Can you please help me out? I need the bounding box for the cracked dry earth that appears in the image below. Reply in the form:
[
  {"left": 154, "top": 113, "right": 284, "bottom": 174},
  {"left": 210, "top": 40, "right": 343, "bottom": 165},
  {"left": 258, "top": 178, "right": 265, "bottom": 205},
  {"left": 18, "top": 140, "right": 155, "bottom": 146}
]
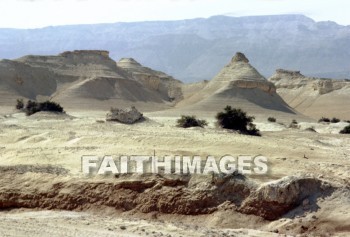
[{"left": 0, "top": 110, "right": 350, "bottom": 236}]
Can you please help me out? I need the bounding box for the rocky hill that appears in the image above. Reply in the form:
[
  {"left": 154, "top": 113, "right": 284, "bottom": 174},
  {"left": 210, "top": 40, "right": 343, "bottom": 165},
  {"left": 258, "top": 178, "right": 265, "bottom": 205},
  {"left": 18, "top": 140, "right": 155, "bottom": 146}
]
[
  {"left": 117, "top": 58, "right": 183, "bottom": 102},
  {"left": 0, "top": 50, "right": 179, "bottom": 110},
  {"left": 269, "top": 69, "right": 350, "bottom": 119},
  {"left": 1, "top": 15, "right": 349, "bottom": 82},
  {"left": 172, "top": 53, "right": 297, "bottom": 118}
]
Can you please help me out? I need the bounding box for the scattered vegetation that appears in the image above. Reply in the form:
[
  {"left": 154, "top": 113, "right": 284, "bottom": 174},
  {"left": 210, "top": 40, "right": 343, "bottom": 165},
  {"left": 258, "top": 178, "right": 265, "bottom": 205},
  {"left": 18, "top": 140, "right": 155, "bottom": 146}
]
[
  {"left": 331, "top": 117, "right": 340, "bottom": 123},
  {"left": 216, "top": 106, "right": 260, "bottom": 136},
  {"left": 176, "top": 115, "right": 208, "bottom": 128},
  {"left": 340, "top": 125, "right": 350, "bottom": 134},
  {"left": 318, "top": 117, "right": 330, "bottom": 123},
  {"left": 267, "top": 117, "right": 276, "bottom": 123},
  {"left": 15, "top": 98, "right": 24, "bottom": 110},
  {"left": 24, "top": 100, "right": 64, "bottom": 116},
  {"left": 319, "top": 117, "right": 340, "bottom": 123}
]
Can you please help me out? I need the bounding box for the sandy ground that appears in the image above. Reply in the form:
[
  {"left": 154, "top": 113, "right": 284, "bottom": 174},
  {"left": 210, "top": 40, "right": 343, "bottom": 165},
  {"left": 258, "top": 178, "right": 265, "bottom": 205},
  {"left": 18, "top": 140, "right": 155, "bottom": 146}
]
[
  {"left": 0, "top": 209, "right": 283, "bottom": 237},
  {"left": 0, "top": 107, "right": 349, "bottom": 236}
]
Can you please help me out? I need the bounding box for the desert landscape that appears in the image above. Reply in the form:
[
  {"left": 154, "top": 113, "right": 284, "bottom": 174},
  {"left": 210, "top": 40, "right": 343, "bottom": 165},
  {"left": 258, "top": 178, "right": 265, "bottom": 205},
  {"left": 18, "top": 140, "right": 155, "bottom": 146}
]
[{"left": 0, "top": 47, "right": 349, "bottom": 237}]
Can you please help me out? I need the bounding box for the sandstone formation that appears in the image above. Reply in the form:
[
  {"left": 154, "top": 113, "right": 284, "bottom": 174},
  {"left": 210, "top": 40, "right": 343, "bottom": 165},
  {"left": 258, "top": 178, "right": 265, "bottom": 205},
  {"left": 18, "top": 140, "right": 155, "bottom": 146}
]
[
  {"left": 269, "top": 69, "right": 350, "bottom": 119},
  {"left": 239, "top": 176, "right": 334, "bottom": 220},
  {"left": 175, "top": 52, "right": 296, "bottom": 118},
  {"left": 106, "top": 106, "right": 143, "bottom": 124},
  {"left": 0, "top": 59, "right": 56, "bottom": 105},
  {"left": 2, "top": 15, "right": 350, "bottom": 83},
  {"left": 206, "top": 52, "right": 276, "bottom": 94},
  {"left": 0, "top": 167, "right": 336, "bottom": 221},
  {"left": 0, "top": 51, "right": 177, "bottom": 111},
  {"left": 117, "top": 58, "right": 183, "bottom": 102}
]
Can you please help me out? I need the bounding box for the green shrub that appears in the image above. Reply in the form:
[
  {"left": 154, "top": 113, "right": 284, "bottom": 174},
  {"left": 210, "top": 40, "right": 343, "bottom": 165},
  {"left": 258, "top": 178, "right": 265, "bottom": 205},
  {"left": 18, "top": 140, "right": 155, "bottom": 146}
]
[
  {"left": 340, "top": 125, "right": 350, "bottom": 134},
  {"left": 177, "top": 115, "right": 207, "bottom": 128},
  {"left": 25, "top": 100, "right": 64, "bottom": 116},
  {"left": 25, "top": 100, "right": 40, "bottom": 115},
  {"left": 15, "top": 98, "right": 24, "bottom": 110},
  {"left": 318, "top": 117, "right": 330, "bottom": 123},
  {"left": 331, "top": 117, "right": 340, "bottom": 123},
  {"left": 216, "top": 106, "right": 260, "bottom": 136},
  {"left": 267, "top": 117, "right": 276, "bottom": 122}
]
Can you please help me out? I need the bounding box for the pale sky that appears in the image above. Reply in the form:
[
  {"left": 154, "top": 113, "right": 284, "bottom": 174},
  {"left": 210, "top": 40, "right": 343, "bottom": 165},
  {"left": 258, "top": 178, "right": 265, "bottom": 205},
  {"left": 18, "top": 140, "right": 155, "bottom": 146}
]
[{"left": 0, "top": 0, "right": 349, "bottom": 29}]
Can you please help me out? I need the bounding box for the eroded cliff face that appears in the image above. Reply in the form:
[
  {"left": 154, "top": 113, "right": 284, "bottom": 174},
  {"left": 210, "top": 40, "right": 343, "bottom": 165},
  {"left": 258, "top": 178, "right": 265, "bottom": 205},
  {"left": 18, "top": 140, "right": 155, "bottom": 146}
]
[
  {"left": 209, "top": 52, "right": 277, "bottom": 95},
  {"left": 0, "top": 59, "right": 57, "bottom": 104},
  {"left": 117, "top": 58, "right": 183, "bottom": 102},
  {"left": 268, "top": 69, "right": 350, "bottom": 118},
  {"left": 174, "top": 52, "right": 295, "bottom": 116},
  {"left": 0, "top": 166, "right": 336, "bottom": 222},
  {"left": 270, "top": 69, "right": 350, "bottom": 95},
  {"left": 59, "top": 50, "right": 110, "bottom": 58},
  {"left": 17, "top": 50, "right": 126, "bottom": 80},
  {"left": 0, "top": 51, "right": 180, "bottom": 108}
]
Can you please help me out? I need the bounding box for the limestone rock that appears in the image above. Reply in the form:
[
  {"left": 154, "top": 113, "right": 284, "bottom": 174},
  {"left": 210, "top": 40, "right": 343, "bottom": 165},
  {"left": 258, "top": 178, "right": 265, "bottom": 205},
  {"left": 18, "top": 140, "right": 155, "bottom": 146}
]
[
  {"left": 239, "top": 176, "right": 333, "bottom": 220},
  {"left": 176, "top": 52, "right": 295, "bottom": 116},
  {"left": 208, "top": 52, "right": 277, "bottom": 94},
  {"left": 106, "top": 106, "right": 143, "bottom": 124},
  {"left": 231, "top": 52, "right": 249, "bottom": 63},
  {"left": 268, "top": 69, "right": 350, "bottom": 118},
  {"left": 117, "top": 58, "right": 183, "bottom": 102},
  {"left": 59, "top": 50, "right": 110, "bottom": 58},
  {"left": 0, "top": 50, "right": 175, "bottom": 109}
]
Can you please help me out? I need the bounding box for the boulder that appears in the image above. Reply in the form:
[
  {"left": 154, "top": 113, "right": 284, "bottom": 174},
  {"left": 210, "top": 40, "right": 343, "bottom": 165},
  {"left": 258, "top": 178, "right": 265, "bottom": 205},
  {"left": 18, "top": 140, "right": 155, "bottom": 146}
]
[
  {"left": 106, "top": 106, "right": 143, "bottom": 124},
  {"left": 238, "top": 176, "right": 334, "bottom": 220}
]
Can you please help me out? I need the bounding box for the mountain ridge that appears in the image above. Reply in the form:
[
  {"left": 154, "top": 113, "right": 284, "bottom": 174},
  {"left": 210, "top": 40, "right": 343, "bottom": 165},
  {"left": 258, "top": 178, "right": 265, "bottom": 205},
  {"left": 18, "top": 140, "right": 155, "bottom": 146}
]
[{"left": 0, "top": 14, "right": 349, "bottom": 82}]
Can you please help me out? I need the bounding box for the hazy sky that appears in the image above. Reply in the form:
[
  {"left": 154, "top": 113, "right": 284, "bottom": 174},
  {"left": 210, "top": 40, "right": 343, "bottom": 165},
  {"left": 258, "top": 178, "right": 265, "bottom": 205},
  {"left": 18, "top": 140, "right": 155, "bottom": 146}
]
[{"left": 0, "top": 0, "right": 349, "bottom": 29}]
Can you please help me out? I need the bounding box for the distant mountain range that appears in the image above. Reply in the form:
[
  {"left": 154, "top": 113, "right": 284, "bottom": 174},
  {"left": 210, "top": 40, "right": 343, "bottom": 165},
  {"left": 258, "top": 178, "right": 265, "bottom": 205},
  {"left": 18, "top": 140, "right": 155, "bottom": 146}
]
[{"left": 0, "top": 14, "right": 349, "bottom": 82}]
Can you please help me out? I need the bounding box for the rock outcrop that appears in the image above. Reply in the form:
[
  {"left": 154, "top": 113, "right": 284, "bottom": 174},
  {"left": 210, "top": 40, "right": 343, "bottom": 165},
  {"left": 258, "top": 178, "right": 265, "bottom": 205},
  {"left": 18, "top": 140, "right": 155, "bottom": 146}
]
[
  {"left": 269, "top": 69, "right": 350, "bottom": 118},
  {"left": 208, "top": 52, "right": 276, "bottom": 94},
  {"left": 59, "top": 50, "right": 110, "bottom": 59},
  {"left": 176, "top": 52, "right": 295, "bottom": 117},
  {"left": 239, "top": 176, "right": 334, "bottom": 220},
  {"left": 106, "top": 106, "right": 143, "bottom": 124},
  {"left": 231, "top": 52, "right": 250, "bottom": 63},
  {"left": 0, "top": 51, "right": 177, "bottom": 110},
  {"left": 0, "top": 168, "right": 336, "bottom": 221},
  {"left": 269, "top": 69, "right": 350, "bottom": 94},
  {"left": 117, "top": 58, "right": 183, "bottom": 102}
]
